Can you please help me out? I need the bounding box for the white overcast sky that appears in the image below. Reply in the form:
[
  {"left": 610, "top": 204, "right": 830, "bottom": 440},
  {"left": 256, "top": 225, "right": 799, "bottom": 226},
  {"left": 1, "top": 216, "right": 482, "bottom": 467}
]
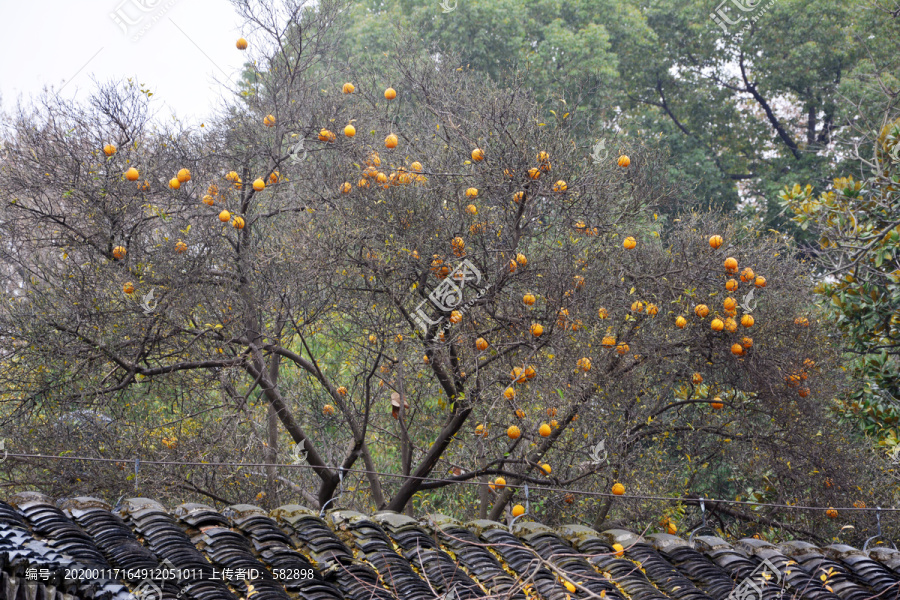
[{"left": 1, "top": 0, "right": 249, "bottom": 124}]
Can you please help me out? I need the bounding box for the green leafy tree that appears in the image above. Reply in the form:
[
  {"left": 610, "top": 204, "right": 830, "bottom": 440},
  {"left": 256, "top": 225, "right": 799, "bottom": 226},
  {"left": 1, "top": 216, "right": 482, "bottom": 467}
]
[{"left": 781, "top": 116, "right": 900, "bottom": 447}]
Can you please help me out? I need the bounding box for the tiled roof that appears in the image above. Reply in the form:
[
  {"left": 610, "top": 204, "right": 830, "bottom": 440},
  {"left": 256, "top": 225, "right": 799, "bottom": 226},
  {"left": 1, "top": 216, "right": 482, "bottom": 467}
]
[{"left": 1, "top": 491, "right": 899, "bottom": 600}]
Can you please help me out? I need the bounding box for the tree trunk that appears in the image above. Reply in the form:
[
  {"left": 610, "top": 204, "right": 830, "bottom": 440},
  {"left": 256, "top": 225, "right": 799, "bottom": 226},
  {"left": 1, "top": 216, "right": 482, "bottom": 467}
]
[{"left": 265, "top": 403, "right": 279, "bottom": 508}]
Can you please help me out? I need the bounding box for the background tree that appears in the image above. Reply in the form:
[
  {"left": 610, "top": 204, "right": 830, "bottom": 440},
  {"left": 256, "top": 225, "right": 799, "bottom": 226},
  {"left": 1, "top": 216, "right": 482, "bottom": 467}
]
[{"left": 336, "top": 0, "right": 900, "bottom": 224}]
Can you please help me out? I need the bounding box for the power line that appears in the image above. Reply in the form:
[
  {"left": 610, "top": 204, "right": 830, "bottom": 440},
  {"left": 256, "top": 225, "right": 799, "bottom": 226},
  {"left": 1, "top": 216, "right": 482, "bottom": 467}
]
[{"left": 4, "top": 452, "right": 898, "bottom": 514}]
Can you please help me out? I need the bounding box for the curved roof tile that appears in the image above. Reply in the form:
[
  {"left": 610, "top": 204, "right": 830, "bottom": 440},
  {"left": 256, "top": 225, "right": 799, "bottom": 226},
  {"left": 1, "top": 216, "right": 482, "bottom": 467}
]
[{"left": 0, "top": 494, "right": 898, "bottom": 600}]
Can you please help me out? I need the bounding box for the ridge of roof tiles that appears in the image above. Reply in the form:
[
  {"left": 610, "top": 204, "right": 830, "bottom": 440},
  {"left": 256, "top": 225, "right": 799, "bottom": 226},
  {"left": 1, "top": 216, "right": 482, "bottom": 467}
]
[{"left": 0, "top": 492, "right": 898, "bottom": 600}]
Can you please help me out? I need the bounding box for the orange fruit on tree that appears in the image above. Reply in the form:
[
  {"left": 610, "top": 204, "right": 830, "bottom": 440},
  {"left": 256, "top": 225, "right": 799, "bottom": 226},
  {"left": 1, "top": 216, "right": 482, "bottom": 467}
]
[
  {"left": 539, "top": 423, "right": 551, "bottom": 437},
  {"left": 616, "top": 343, "right": 629, "bottom": 354},
  {"left": 731, "top": 343, "right": 744, "bottom": 356},
  {"left": 103, "top": 144, "right": 116, "bottom": 156},
  {"left": 253, "top": 178, "right": 265, "bottom": 191},
  {"left": 676, "top": 316, "right": 687, "bottom": 328},
  {"left": 471, "top": 148, "right": 484, "bottom": 162},
  {"left": 112, "top": 246, "right": 127, "bottom": 260},
  {"left": 465, "top": 187, "right": 478, "bottom": 198},
  {"left": 232, "top": 216, "right": 245, "bottom": 229},
  {"left": 508, "top": 259, "right": 518, "bottom": 273},
  {"left": 531, "top": 323, "right": 544, "bottom": 337},
  {"left": 740, "top": 267, "right": 755, "bottom": 282},
  {"left": 523, "top": 293, "right": 536, "bottom": 306},
  {"left": 726, "top": 279, "right": 739, "bottom": 291},
  {"left": 724, "top": 297, "right": 737, "bottom": 311},
  {"left": 513, "top": 191, "right": 525, "bottom": 203},
  {"left": 612, "top": 483, "right": 625, "bottom": 496},
  {"left": 323, "top": 404, "right": 335, "bottom": 416},
  {"left": 539, "top": 161, "right": 552, "bottom": 173},
  {"left": 225, "top": 171, "right": 239, "bottom": 182},
  {"left": 202, "top": 195, "right": 214, "bottom": 206},
  {"left": 169, "top": 178, "right": 181, "bottom": 190},
  {"left": 507, "top": 426, "right": 521, "bottom": 440},
  {"left": 516, "top": 253, "right": 528, "bottom": 266},
  {"left": 512, "top": 504, "right": 525, "bottom": 517},
  {"left": 527, "top": 168, "right": 541, "bottom": 179},
  {"left": 384, "top": 87, "right": 397, "bottom": 100},
  {"left": 450, "top": 310, "right": 462, "bottom": 324},
  {"left": 344, "top": 124, "right": 356, "bottom": 137},
  {"left": 376, "top": 172, "right": 388, "bottom": 184},
  {"left": 236, "top": 37, "right": 248, "bottom": 50},
  {"left": 826, "top": 508, "right": 838, "bottom": 518},
  {"left": 515, "top": 409, "right": 526, "bottom": 418},
  {"left": 617, "top": 155, "right": 630, "bottom": 167},
  {"left": 550, "top": 419, "right": 559, "bottom": 428},
  {"left": 337, "top": 386, "right": 348, "bottom": 396},
  {"left": 125, "top": 167, "right": 139, "bottom": 181},
  {"left": 263, "top": 114, "right": 276, "bottom": 127},
  {"left": 491, "top": 477, "right": 506, "bottom": 491},
  {"left": 578, "top": 357, "right": 592, "bottom": 372},
  {"left": 553, "top": 180, "right": 567, "bottom": 192},
  {"left": 724, "top": 318, "right": 738, "bottom": 333},
  {"left": 711, "top": 318, "right": 724, "bottom": 331},
  {"left": 695, "top": 304, "right": 710, "bottom": 318},
  {"left": 631, "top": 301, "right": 644, "bottom": 313},
  {"left": 524, "top": 366, "right": 536, "bottom": 379},
  {"left": 342, "top": 82, "right": 355, "bottom": 94},
  {"left": 598, "top": 308, "right": 609, "bottom": 319},
  {"left": 176, "top": 168, "right": 191, "bottom": 183},
  {"left": 741, "top": 337, "right": 753, "bottom": 348},
  {"left": 709, "top": 235, "right": 723, "bottom": 249},
  {"left": 475, "top": 423, "right": 487, "bottom": 437},
  {"left": 623, "top": 236, "right": 636, "bottom": 249},
  {"left": 219, "top": 210, "right": 231, "bottom": 222},
  {"left": 540, "top": 463, "right": 551, "bottom": 474},
  {"left": 385, "top": 133, "right": 398, "bottom": 148},
  {"left": 318, "top": 129, "right": 336, "bottom": 142},
  {"left": 711, "top": 398, "right": 724, "bottom": 410},
  {"left": 724, "top": 257, "right": 738, "bottom": 272},
  {"left": 602, "top": 335, "right": 616, "bottom": 347},
  {"left": 646, "top": 303, "right": 659, "bottom": 316},
  {"left": 692, "top": 372, "right": 704, "bottom": 384},
  {"left": 511, "top": 366, "right": 525, "bottom": 382},
  {"left": 503, "top": 387, "right": 516, "bottom": 400},
  {"left": 175, "top": 241, "right": 187, "bottom": 253},
  {"left": 123, "top": 282, "right": 135, "bottom": 294},
  {"left": 741, "top": 315, "right": 755, "bottom": 328},
  {"left": 537, "top": 151, "right": 550, "bottom": 163},
  {"left": 755, "top": 276, "right": 766, "bottom": 288},
  {"left": 612, "top": 543, "right": 625, "bottom": 557},
  {"left": 475, "top": 338, "right": 488, "bottom": 351},
  {"left": 465, "top": 204, "right": 477, "bottom": 215},
  {"left": 340, "top": 182, "right": 352, "bottom": 194}
]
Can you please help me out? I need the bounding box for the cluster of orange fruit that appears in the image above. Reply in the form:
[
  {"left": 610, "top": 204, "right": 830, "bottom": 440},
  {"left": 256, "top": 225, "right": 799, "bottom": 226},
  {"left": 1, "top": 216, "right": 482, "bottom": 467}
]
[
  {"left": 673, "top": 236, "right": 767, "bottom": 357},
  {"left": 784, "top": 358, "right": 816, "bottom": 398},
  {"left": 346, "top": 151, "right": 427, "bottom": 192}
]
